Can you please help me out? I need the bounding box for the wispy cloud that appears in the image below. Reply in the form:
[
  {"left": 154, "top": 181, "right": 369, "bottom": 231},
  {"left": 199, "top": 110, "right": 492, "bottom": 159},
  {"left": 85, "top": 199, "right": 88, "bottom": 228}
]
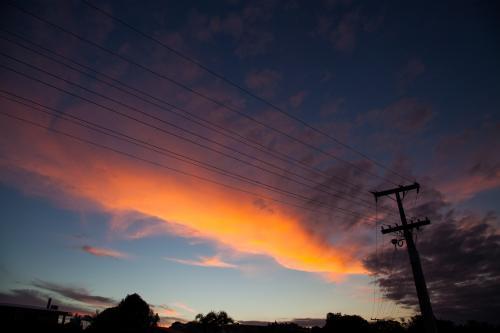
[
  {"left": 0, "top": 288, "right": 94, "bottom": 315},
  {"left": 33, "top": 280, "right": 116, "bottom": 308},
  {"left": 0, "top": 48, "right": 367, "bottom": 280},
  {"left": 154, "top": 304, "right": 179, "bottom": 317},
  {"left": 81, "top": 245, "right": 129, "bottom": 259},
  {"left": 165, "top": 255, "right": 237, "bottom": 269},
  {"left": 173, "top": 301, "right": 196, "bottom": 314}
]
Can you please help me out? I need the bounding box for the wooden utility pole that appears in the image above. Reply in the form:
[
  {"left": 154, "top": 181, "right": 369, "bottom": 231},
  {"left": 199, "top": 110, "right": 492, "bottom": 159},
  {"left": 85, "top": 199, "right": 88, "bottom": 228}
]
[{"left": 372, "top": 182, "right": 437, "bottom": 333}]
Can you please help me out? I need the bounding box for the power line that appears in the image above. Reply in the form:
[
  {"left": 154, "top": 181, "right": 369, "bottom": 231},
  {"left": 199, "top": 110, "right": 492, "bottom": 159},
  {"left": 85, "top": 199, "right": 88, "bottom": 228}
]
[
  {"left": 81, "top": 0, "right": 414, "bottom": 184},
  {"left": 0, "top": 57, "right": 398, "bottom": 219},
  {"left": 0, "top": 65, "right": 392, "bottom": 222},
  {"left": 0, "top": 30, "right": 370, "bottom": 196},
  {"left": 0, "top": 31, "right": 401, "bottom": 216},
  {"left": 0, "top": 107, "right": 374, "bottom": 221},
  {"left": 0, "top": 91, "right": 377, "bottom": 219},
  {"left": 377, "top": 247, "right": 397, "bottom": 319},
  {"left": 370, "top": 201, "right": 380, "bottom": 321},
  {"left": 7, "top": 1, "right": 401, "bottom": 186}
]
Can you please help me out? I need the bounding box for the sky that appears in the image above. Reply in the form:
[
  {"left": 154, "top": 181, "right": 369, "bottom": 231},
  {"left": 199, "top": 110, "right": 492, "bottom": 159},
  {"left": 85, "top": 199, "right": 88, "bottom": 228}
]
[{"left": 0, "top": 0, "right": 499, "bottom": 327}]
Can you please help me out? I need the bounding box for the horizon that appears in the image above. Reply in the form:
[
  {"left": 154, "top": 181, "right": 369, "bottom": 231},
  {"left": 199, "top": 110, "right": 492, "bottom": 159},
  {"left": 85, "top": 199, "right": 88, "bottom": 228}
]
[{"left": 1, "top": 0, "right": 499, "bottom": 328}]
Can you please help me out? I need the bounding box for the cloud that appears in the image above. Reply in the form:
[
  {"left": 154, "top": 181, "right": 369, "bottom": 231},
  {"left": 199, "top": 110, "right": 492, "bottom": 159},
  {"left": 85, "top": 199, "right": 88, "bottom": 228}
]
[
  {"left": 208, "top": 13, "right": 243, "bottom": 39},
  {"left": 165, "top": 255, "right": 237, "bottom": 269},
  {"left": 192, "top": 3, "right": 275, "bottom": 58},
  {"left": 154, "top": 304, "right": 179, "bottom": 317},
  {"left": 0, "top": 288, "right": 50, "bottom": 307},
  {"left": 32, "top": 280, "right": 116, "bottom": 308},
  {"left": 244, "top": 69, "right": 282, "bottom": 96},
  {"left": 0, "top": 103, "right": 366, "bottom": 279},
  {"left": 173, "top": 302, "right": 196, "bottom": 314},
  {"left": 364, "top": 188, "right": 500, "bottom": 324},
  {"left": 0, "top": 288, "right": 96, "bottom": 315},
  {"left": 152, "top": 303, "right": 194, "bottom": 326},
  {"left": 0, "top": 24, "right": 375, "bottom": 282},
  {"left": 320, "top": 97, "right": 345, "bottom": 118},
  {"left": 314, "top": 4, "right": 384, "bottom": 52},
  {"left": 233, "top": 2, "right": 276, "bottom": 57},
  {"left": 358, "top": 98, "right": 434, "bottom": 133},
  {"left": 289, "top": 91, "right": 308, "bottom": 109},
  {"left": 437, "top": 169, "right": 500, "bottom": 203},
  {"left": 330, "top": 11, "right": 359, "bottom": 51},
  {"left": 396, "top": 58, "right": 426, "bottom": 90},
  {"left": 431, "top": 123, "right": 500, "bottom": 202},
  {"left": 81, "top": 245, "right": 130, "bottom": 259}
]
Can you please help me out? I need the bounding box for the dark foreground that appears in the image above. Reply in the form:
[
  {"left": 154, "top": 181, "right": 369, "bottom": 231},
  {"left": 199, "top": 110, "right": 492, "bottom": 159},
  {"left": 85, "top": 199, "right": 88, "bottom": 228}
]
[{"left": 1, "top": 293, "right": 498, "bottom": 333}]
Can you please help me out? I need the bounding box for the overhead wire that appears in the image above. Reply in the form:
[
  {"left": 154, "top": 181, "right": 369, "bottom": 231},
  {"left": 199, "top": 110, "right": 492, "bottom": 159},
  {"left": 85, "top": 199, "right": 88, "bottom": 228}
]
[
  {"left": 370, "top": 200, "right": 380, "bottom": 320},
  {"left": 0, "top": 94, "right": 368, "bottom": 219},
  {"left": 0, "top": 88, "right": 380, "bottom": 222},
  {"left": 81, "top": 0, "right": 415, "bottom": 185},
  {"left": 7, "top": 1, "right": 402, "bottom": 187},
  {"left": 0, "top": 110, "right": 348, "bottom": 217},
  {"left": 0, "top": 53, "right": 399, "bottom": 220},
  {"left": 0, "top": 30, "right": 378, "bottom": 199},
  {"left": 375, "top": 242, "right": 397, "bottom": 319}
]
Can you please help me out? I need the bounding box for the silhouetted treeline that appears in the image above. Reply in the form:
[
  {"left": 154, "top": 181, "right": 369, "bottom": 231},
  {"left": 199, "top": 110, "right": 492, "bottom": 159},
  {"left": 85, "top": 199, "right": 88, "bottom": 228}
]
[
  {"left": 5, "top": 293, "right": 499, "bottom": 332},
  {"left": 311, "top": 313, "right": 500, "bottom": 333},
  {"left": 173, "top": 312, "right": 499, "bottom": 333}
]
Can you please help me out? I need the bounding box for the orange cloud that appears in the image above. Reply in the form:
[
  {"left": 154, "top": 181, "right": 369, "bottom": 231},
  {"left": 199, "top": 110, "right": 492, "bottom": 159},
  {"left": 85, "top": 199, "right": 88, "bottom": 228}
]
[
  {"left": 0, "top": 105, "right": 367, "bottom": 279},
  {"left": 165, "top": 256, "right": 237, "bottom": 268},
  {"left": 154, "top": 305, "right": 179, "bottom": 317},
  {"left": 81, "top": 245, "right": 129, "bottom": 259}
]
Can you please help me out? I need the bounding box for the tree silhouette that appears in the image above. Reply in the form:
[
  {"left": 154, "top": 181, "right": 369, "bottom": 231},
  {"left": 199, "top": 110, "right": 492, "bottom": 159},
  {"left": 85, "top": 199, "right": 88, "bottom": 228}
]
[
  {"left": 87, "top": 293, "right": 159, "bottom": 333},
  {"left": 195, "top": 311, "right": 234, "bottom": 333},
  {"left": 324, "top": 312, "right": 370, "bottom": 333}
]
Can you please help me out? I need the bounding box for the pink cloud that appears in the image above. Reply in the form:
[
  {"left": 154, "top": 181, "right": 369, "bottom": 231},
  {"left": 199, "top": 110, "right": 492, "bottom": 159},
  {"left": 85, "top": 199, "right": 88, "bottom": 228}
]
[
  {"left": 320, "top": 97, "right": 345, "bottom": 118},
  {"left": 315, "top": 8, "right": 383, "bottom": 52},
  {"left": 244, "top": 69, "right": 281, "bottom": 96},
  {"left": 431, "top": 123, "right": 500, "bottom": 202},
  {"left": 289, "top": 90, "right": 308, "bottom": 108},
  {"left": 165, "top": 255, "right": 237, "bottom": 268},
  {"left": 81, "top": 245, "right": 129, "bottom": 259},
  {"left": 438, "top": 172, "right": 500, "bottom": 203},
  {"left": 358, "top": 98, "right": 433, "bottom": 133},
  {"left": 209, "top": 13, "right": 243, "bottom": 39},
  {"left": 397, "top": 58, "right": 426, "bottom": 90},
  {"left": 330, "top": 11, "right": 359, "bottom": 51},
  {"left": 173, "top": 301, "right": 196, "bottom": 314},
  {"left": 154, "top": 304, "right": 179, "bottom": 317}
]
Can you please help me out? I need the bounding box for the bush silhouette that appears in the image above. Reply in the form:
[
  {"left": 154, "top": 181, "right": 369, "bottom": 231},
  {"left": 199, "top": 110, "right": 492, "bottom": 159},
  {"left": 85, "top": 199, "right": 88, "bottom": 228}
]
[
  {"left": 87, "top": 293, "right": 159, "bottom": 333},
  {"left": 194, "top": 311, "right": 234, "bottom": 333},
  {"left": 324, "top": 312, "right": 370, "bottom": 333}
]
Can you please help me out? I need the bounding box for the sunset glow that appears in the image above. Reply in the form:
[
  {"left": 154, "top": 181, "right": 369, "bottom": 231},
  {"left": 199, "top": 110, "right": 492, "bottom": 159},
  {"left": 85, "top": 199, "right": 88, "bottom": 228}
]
[{"left": 1, "top": 0, "right": 499, "bottom": 327}]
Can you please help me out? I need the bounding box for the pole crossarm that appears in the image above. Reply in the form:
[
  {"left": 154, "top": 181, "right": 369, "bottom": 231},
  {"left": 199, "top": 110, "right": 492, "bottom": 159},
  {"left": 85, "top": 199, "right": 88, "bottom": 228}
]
[
  {"left": 381, "top": 218, "right": 430, "bottom": 234},
  {"left": 370, "top": 183, "right": 437, "bottom": 333},
  {"left": 371, "top": 182, "right": 419, "bottom": 200}
]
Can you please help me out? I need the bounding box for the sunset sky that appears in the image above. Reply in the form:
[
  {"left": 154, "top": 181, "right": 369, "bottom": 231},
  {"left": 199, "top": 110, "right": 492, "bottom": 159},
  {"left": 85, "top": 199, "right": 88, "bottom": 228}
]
[{"left": 1, "top": 0, "right": 499, "bottom": 326}]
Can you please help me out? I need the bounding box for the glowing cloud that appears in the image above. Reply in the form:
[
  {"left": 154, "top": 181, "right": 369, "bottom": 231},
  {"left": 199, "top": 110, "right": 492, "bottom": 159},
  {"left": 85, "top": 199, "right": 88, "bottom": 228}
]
[
  {"left": 165, "top": 256, "right": 237, "bottom": 268},
  {"left": 173, "top": 302, "right": 196, "bottom": 314},
  {"left": 154, "top": 305, "right": 179, "bottom": 317},
  {"left": 82, "top": 245, "right": 129, "bottom": 259},
  {"left": 0, "top": 106, "right": 367, "bottom": 279}
]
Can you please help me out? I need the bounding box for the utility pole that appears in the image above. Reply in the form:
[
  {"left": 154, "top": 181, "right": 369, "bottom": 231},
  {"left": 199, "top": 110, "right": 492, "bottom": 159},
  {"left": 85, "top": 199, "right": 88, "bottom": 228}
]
[{"left": 372, "top": 182, "right": 437, "bottom": 333}]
